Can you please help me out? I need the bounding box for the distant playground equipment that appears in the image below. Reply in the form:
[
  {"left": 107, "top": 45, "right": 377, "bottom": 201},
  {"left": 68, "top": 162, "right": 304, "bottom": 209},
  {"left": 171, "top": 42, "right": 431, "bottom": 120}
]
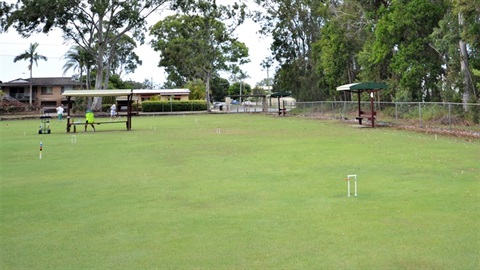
[
  {"left": 344, "top": 174, "right": 358, "bottom": 197},
  {"left": 38, "top": 115, "right": 51, "bottom": 134},
  {"left": 336, "top": 82, "right": 387, "bottom": 127}
]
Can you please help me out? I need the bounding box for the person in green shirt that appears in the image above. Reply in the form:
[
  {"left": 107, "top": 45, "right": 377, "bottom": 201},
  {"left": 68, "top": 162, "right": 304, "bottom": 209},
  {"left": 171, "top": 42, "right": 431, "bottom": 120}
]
[{"left": 84, "top": 109, "right": 96, "bottom": 132}]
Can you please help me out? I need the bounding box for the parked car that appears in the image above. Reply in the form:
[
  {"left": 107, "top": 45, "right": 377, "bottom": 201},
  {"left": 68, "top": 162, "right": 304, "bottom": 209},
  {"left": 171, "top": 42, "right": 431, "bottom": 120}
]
[
  {"left": 213, "top": 102, "right": 226, "bottom": 110},
  {"left": 242, "top": 100, "right": 253, "bottom": 106}
]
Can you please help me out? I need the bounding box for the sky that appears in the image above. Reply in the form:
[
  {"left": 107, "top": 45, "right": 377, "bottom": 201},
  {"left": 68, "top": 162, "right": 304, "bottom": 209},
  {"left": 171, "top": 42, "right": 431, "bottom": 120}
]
[{"left": 0, "top": 0, "right": 274, "bottom": 88}]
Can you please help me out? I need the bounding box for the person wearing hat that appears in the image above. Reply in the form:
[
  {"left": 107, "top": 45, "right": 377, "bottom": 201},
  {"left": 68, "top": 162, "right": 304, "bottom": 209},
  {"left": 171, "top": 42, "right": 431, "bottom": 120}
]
[{"left": 84, "top": 109, "right": 96, "bottom": 132}]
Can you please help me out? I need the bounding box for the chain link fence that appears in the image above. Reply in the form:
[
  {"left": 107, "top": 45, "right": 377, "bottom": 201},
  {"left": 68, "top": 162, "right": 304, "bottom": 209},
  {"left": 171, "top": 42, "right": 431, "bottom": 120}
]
[{"left": 293, "top": 101, "right": 480, "bottom": 136}]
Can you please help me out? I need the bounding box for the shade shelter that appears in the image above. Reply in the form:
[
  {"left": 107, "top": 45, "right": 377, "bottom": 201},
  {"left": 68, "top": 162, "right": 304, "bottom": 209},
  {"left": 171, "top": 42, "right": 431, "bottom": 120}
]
[
  {"left": 336, "top": 82, "right": 387, "bottom": 127},
  {"left": 270, "top": 92, "right": 292, "bottom": 116},
  {"left": 62, "top": 89, "right": 134, "bottom": 133}
]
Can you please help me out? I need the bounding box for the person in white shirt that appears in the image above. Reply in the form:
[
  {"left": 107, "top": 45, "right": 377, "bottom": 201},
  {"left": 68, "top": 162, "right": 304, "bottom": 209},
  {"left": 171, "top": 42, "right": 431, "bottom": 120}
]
[
  {"left": 110, "top": 104, "right": 117, "bottom": 121},
  {"left": 56, "top": 105, "right": 64, "bottom": 121}
]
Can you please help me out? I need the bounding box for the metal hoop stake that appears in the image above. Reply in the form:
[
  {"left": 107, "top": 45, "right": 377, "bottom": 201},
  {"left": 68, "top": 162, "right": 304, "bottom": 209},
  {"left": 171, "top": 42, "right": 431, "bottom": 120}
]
[{"left": 347, "top": 175, "right": 357, "bottom": 197}]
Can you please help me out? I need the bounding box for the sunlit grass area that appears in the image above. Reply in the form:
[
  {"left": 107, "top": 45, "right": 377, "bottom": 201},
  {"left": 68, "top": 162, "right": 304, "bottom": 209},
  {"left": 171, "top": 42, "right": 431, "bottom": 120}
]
[{"left": 1, "top": 114, "right": 479, "bottom": 269}]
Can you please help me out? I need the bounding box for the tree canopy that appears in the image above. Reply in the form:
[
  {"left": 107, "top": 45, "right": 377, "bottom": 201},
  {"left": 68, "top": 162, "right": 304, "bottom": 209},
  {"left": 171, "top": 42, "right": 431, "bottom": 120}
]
[
  {"left": 150, "top": 12, "right": 249, "bottom": 110},
  {"left": 2, "top": 0, "right": 168, "bottom": 110},
  {"left": 2, "top": 0, "right": 478, "bottom": 106},
  {"left": 254, "top": 0, "right": 479, "bottom": 104},
  {"left": 13, "top": 42, "right": 48, "bottom": 104}
]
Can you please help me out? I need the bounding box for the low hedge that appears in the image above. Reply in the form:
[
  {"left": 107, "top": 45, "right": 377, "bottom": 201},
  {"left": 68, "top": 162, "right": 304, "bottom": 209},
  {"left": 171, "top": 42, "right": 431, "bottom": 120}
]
[{"left": 142, "top": 100, "right": 207, "bottom": 112}]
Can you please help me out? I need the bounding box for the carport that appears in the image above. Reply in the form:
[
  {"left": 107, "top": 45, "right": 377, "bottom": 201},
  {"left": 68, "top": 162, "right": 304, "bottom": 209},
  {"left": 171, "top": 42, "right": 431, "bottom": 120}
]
[{"left": 336, "top": 82, "right": 387, "bottom": 127}]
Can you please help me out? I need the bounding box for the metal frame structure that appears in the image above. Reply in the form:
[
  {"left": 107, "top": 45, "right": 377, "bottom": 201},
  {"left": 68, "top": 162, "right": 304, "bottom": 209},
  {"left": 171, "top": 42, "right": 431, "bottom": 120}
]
[
  {"left": 336, "top": 82, "right": 387, "bottom": 127},
  {"left": 62, "top": 89, "right": 134, "bottom": 133}
]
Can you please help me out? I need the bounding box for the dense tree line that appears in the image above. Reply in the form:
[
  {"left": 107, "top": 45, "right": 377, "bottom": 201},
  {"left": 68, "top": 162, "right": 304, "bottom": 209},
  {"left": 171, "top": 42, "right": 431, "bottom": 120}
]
[
  {"left": 256, "top": 0, "right": 479, "bottom": 106},
  {"left": 2, "top": 0, "right": 478, "bottom": 108}
]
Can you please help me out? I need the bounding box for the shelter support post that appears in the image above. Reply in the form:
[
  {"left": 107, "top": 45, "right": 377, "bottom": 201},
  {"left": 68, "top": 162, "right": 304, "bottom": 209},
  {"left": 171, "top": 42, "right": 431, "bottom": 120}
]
[
  {"left": 127, "top": 94, "right": 132, "bottom": 130},
  {"left": 357, "top": 92, "right": 361, "bottom": 117},
  {"left": 66, "top": 96, "right": 72, "bottom": 133},
  {"left": 336, "top": 82, "right": 387, "bottom": 128},
  {"left": 369, "top": 91, "right": 375, "bottom": 128}
]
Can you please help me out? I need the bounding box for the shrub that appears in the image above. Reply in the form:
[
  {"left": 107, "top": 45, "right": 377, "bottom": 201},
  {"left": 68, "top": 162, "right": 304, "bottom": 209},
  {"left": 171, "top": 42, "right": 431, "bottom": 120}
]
[
  {"left": 0, "top": 101, "right": 28, "bottom": 113},
  {"left": 102, "top": 104, "right": 111, "bottom": 112},
  {"left": 421, "top": 104, "right": 448, "bottom": 121},
  {"left": 141, "top": 100, "right": 207, "bottom": 112}
]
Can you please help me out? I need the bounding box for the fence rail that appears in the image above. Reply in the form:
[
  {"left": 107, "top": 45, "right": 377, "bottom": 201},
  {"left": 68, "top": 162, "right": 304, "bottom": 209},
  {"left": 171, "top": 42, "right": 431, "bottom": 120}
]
[{"left": 293, "top": 101, "right": 480, "bottom": 136}]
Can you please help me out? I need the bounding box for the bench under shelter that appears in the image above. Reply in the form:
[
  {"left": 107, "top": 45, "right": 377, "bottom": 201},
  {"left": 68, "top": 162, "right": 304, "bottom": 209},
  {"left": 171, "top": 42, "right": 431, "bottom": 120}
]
[
  {"left": 336, "top": 82, "right": 387, "bottom": 127},
  {"left": 62, "top": 89, "right": 134, "bottom": 133}
]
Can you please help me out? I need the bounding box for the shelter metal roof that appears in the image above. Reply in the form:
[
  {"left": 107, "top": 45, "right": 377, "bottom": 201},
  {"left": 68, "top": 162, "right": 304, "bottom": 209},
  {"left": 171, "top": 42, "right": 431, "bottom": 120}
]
[
  {"left": 62, "top": 89, "right": 133, "bottom": 97},
  {"left": 270, "top": 92, "right": 292, "bottom": 98},
  {"left": 336, "top": 82, "right": 387, "bottom": 91}
]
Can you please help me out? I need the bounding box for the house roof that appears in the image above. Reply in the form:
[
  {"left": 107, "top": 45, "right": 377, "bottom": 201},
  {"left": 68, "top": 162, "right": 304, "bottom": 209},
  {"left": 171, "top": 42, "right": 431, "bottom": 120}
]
[
  {"left": 336, "top": 82, "right": 387, "bottom": 92},
  {"left": 63, "top": 89, "right": 133, "bottom": 97},
  {"left": 0, "top": 77, "right": 82, "bottom": 87},
  {"left": 132, "top": 89, "right": 190, "bottom": 95}
]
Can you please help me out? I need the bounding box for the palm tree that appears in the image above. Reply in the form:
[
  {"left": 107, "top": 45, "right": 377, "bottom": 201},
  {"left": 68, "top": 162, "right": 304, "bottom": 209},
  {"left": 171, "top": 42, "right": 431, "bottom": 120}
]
[
  {"left": 13, "top": 42, "right": 48, "bottom": 105},
  {"left": 62, "top": 46, "right": 94, "bottom": 90}
]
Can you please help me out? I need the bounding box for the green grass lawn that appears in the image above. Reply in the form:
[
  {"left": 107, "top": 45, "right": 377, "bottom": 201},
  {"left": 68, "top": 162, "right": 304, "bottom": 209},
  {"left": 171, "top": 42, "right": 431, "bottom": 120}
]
[{"left": 1, "top": 114, "right": 479, "bottom": 269}]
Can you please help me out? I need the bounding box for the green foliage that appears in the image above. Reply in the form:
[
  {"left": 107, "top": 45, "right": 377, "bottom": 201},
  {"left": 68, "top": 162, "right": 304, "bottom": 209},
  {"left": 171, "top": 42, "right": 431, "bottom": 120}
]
[
  {"left": 101, "top": 104, "right": 111, "bottom": 112},
  {"left": 186, "top": 79, "right": 206, "bottom": 100},
  {"left": 255, "top": 0, "right": 323, "bottom": 102},
  {"left": 62, "top": 45, "right": 95, "bottom": 89},
  {"left": 420, "top": 104, "right": 449, "bottom": 121},
  {"left": 141, "top": 100, "right": 207, "bottom": 112},
  {"left": 369, "top": 0, "right": 448, "bottom": 102},
  {"left": 72, "top": 96, "right": 87, "bottom": 113},
  {"left": 150, "top": 8, "right": 249, "bottom": 109},
  {"left": 0, "top": 102, "right": 28, "bottom": 113},
  {"left": 110, "top": 34, "right": 142, "bottom": 76},
  {"left": 467, "top": 97, "right": 480, "bottom": 124},
  {"left": 210, "top": 77, "right": 230, "bottom": 102},
  {"left": 107, "top": 74, "right": 135, "bottom": 90},
  {"left": 227, "top": 82, "right": 251, "bottom": 97},
  {"left": 148, "top": 95, "right": 161, "bottom": 101},
  {"left": 251, "top": 86, "right": 267, "bottom": 96},
  {"left": 3, "top": 0, "right": 168, "bottom": 110},
  {"left": 13, "top": 42, "right": 48, "bottom": 67},
  {"left": 150, "top": 14, "right": 249, "bottom": 85}
]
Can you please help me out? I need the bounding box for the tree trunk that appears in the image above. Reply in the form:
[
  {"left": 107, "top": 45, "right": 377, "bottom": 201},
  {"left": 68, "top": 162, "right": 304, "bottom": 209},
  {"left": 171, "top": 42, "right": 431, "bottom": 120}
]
[
  {"left": 459, "top": 13, "right": 471, "bottom": 111},
  {"left": 29, "top": 65, "right": 33, "bottom": 105},
  {"left": 91, "top": 16, "right": 105, "bottom": 111},
  {"left": 206, "top": 72, "right": 212, "bottom": 112}
]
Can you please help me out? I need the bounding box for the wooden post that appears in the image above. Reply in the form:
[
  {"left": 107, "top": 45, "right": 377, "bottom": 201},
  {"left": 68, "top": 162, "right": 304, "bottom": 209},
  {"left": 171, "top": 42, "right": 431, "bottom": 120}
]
[
  {"left": 370, "top": 91, "right": 375, "bottom": 128},
  {"left": 127, "top": 93, "right": 132, "bottom": 130},
  {"left": 66, "top": 96, "right": 71, "bottom": 133},
  {"left": 357, "top": 91, "right": 361, "bottom": 117},
  {"left": 277, "top": 97, "right": 281, "bottom": 115}
]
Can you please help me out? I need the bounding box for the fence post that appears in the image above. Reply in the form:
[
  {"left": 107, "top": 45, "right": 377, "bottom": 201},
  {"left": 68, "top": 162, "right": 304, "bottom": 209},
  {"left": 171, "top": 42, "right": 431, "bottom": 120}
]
[
  {"left": 449, "top": 103, "right": 452, "bottom": 130},
  {"left": 395, "top": 102, "right": 398, "bottom": 125},
  {"left": 331, "top": 102, "right": 334, "bottom": 119},
  {"left": 419, "top": 102, "right": 422, "bottom": 128}
]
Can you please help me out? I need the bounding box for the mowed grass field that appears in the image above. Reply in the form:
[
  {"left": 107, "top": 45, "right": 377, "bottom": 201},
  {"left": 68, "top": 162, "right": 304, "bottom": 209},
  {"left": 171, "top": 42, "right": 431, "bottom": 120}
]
[{"left": 1, "top": 114, "right": 479, "bottom": 269}]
